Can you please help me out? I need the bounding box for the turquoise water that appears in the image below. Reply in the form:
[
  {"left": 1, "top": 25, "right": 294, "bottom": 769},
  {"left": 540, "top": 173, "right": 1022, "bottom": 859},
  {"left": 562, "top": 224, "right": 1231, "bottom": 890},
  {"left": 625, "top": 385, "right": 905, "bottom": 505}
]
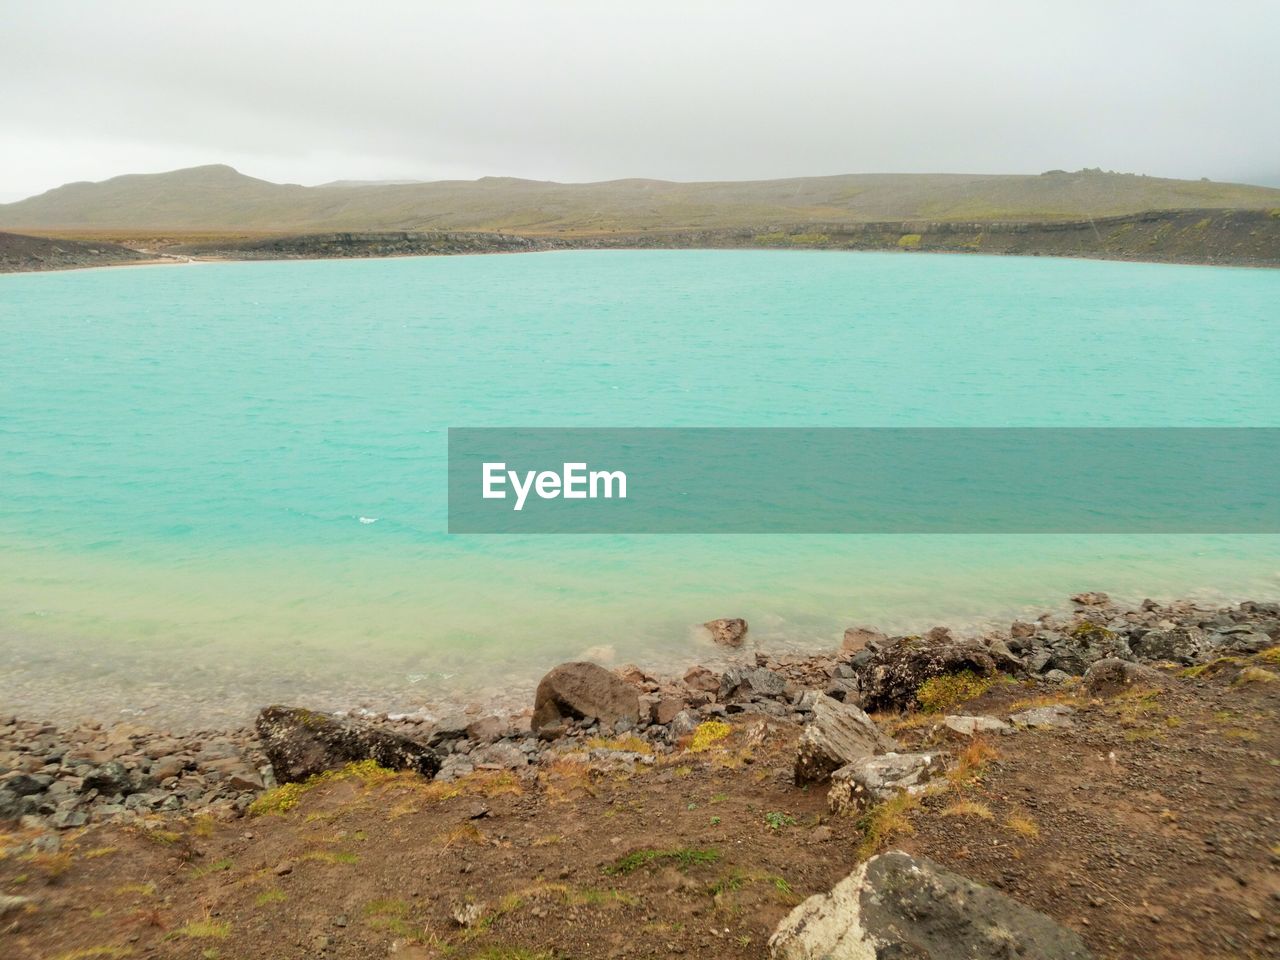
[{"left": 1, "top": 251, "right": 1277, "bottom": 723}]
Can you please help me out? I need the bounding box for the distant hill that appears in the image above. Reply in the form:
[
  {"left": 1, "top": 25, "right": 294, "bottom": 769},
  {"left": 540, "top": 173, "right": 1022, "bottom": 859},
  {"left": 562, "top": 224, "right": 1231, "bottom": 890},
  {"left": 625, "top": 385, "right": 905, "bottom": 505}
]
[{"left": 2, "top": 165, "right": 1279, "bottom": 235}]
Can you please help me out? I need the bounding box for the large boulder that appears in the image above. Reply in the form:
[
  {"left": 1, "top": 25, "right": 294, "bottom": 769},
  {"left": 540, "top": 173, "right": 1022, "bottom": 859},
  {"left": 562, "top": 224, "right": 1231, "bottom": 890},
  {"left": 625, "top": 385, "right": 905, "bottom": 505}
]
[
  {"left": 531, "top": 661, "right": 641, "bottom": 734},
  {"left": 256, "top": 706, "right": 440, "bottom": 785},
  {"left": 794, "top": 694, "right": 898, "bottom": 785},
  {"left": 769, "top": 850, "right": 1092, "bottom": 959},
  {"left": 1130, "top": 626, "right": 1210, "bottom": 664},
  {"left": 1082, "top": 657, "right": 1168, "bottom": 697},
  {"left": 854, "top": 639, "right": 998, "bottom": 712}
]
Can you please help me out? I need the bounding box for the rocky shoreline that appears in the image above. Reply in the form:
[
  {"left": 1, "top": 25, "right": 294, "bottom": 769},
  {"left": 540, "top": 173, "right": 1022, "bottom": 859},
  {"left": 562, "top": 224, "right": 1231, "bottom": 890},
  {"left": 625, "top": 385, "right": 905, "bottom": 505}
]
[
  {"left": 0, "top": 231, "right": 156, "bottom": 273},
  {"left": 3, "top": 207, "right": 1279, "bottom": 274},
  {"left": 3, "top": 591, "right": 1275, "bottom": 840}
]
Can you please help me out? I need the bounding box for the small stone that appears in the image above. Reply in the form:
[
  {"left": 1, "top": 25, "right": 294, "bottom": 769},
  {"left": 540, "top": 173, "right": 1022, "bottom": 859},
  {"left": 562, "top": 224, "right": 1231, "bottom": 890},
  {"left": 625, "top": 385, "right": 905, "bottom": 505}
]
[
  {"left": 842, "top": 626, "right": 886, "bottom": 654},
  {"left": 0, "top": 894, "right": 32, "bottom": 917},
  {"left": 1070, "top": 592, "right": 1111, "bottom": 607},
  {"left": 274, "top": 860, "right": 295, "bottom": 876},
  {"left": 943, "top": 715, "right": 1013, "bottom": 737},
  {"left": 451, "top": 901, "right": 486, "bottom": 928}
]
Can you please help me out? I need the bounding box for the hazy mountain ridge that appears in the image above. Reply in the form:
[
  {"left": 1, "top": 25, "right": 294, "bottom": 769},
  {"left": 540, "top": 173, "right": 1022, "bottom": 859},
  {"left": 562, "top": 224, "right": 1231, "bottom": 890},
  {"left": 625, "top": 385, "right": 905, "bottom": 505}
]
[{"left": 3, "top": 165, "right": 1279, "bottom": 234}]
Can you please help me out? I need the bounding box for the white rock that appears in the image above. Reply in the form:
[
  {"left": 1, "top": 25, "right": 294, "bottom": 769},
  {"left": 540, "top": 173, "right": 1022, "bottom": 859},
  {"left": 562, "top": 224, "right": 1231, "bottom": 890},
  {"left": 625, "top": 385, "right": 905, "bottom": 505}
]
[{"left": 943, "top": 715, "right": 1013, "bottom": 737}]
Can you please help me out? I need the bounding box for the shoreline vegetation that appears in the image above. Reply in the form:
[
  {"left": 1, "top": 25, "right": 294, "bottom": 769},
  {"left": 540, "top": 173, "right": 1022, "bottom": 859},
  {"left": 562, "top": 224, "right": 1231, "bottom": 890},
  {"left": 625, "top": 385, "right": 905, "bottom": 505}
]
[
  {"left": 2, "top": 591, "right": 1277, "bottom": 957},
  {"left": 4, "top": 206, "right": 1280, "bottom": 274},
  {"left": 3, "top": 164, "right": 1280, "bottom": 273}
]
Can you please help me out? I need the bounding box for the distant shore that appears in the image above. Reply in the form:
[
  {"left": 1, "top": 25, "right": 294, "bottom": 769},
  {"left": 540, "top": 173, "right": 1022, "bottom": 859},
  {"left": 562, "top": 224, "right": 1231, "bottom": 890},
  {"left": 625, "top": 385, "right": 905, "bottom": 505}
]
[{"left": 4, "top": 207, "right": 1279, "bottom": 274}]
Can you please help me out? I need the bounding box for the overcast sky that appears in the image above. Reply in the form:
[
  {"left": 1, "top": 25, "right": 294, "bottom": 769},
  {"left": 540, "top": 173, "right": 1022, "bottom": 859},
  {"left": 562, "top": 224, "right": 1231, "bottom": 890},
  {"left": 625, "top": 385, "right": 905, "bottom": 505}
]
[{"left": 2, "top": 0, "right": 1277, "bottom": 202}]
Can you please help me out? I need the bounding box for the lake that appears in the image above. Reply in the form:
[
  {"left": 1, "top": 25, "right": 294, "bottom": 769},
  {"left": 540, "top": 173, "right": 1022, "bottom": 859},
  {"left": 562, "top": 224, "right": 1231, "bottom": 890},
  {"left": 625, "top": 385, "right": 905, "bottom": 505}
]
[{"left": 1, "top": 250, "right": 1277, "bottom": 725}]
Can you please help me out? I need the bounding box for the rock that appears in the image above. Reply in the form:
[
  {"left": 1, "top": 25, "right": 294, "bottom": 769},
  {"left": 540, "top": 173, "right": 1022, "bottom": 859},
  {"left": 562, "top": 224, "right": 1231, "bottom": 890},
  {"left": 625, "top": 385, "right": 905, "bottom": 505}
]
[
  {"left": 1130, "top": 626, "right": 1209, "bottom": 664},
  {"left": 149, "top": 755, "right": 187, "bottom": 781},
  {"left": 1071, "top": 592, "right": 1111, "bottom": 607},
  {"left": 703, "top": 618, "right": 748, "bottom": 647},
  {"left": 426, "top": 715, "right": 471, "bottom": 747},
  {"left": 50, "top": 809, "right": 88, "bottom": 829},
  {"left": 531, "top": 661, "right": 641, "bottom": 735},
  {"left": 983, "top": 638, "right": 1024, "bottom": 672},
  {"left": 823, "top": 677, "right": 859, "bottom": 702},
  {"left": 924, "top": 626, "right": 953, "bottom": 642},
  {"left": 471, "top": 742, "right": 527, "bottom": 770},
  {"left": 0, "top": 894, "right": 32, "bottom": 917},
  {"left": 227, "top": 771, "right": 265, "bottom": 792},
  {"left": 615, "top": 664, "right": 655, "bottom": 687},
  {"left": 2, "top": 773, "right": 52, "bottom": 796},
  {"left": 451, "top": 901, "right": 486, "bottom": 928},
  {"left": 721, "top": 666, "right": 787, "bottom": 700},
  {"left": 794, "top": 695, "right": 898, "bottom": 786},
  {"left": 668, "top": 710, "right": 699, "bottom": 737},
  {"left": 274, "top": 860, "right": 295, "bottom": 876},
  {"left": 683, "top": 665, "right": 721, "bottom": 694},
  {"left": 1214, "top": 631, "right": 1273, "bottom": 654},
  {"left": 1050, "top": 622, "right": 1132, "bottom": 673},
  {"left": 827, "top": 752, "right": 947, "bottom": 814},
  {"left": 1082, "top": 658, "right": 1167, "bottom": 697},
  {"left": 768, "top": 850, "right": 1092, "bottom": 959},
  {"left": 650, "top": 699, "right": 688, "bottom": 726},
  {"left": 842, "top": 626, "right": 886, "bottom": 654},
  {"left": 82, "top": 761, "right": 134, "bottom": 796},
  {"left": 1010, "top": 704, "right": 1076, "bottom": 729},
  {"left": 854, "top": 640, "right": 998, "bottom": 712},
  {"left": 1011, "top": 620, "right": 1036, "bottom": 638},
  {"left": 255, "top": 706, "right": 440, "bottom": 784},
  {"left": 943, "top": 715, "right": 1013, "bottom": 737}
]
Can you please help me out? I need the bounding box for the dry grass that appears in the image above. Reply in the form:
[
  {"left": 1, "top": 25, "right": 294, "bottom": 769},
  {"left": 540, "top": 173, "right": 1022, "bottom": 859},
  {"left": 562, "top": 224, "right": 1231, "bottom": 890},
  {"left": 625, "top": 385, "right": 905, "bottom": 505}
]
[
  {"left": 942, "top": 800, "right": 994, "bottom": 820},
  {"left": 538, "top": 758, "right": 597, "bottom": 803},
  {"left": 1008, "top": 690, "right": 1077, "bottom": 712},
  {"left": 438, "top": 824, "right": 487, "bottom": 851},
  {"left": 1234, "top": 666, "right": 1278, "bottom": 685},
  {"left": 176, "top": 918, "right": 230, "bottom": 939},
  {"left": 1006, "top": 815, "right": 1041, "bottom": 839},
  {"left": 945, "top": 738, "right": 999, "bottom": 790},
  {"left": 854, "top": 790, "right": 918, "bottom": 859}
]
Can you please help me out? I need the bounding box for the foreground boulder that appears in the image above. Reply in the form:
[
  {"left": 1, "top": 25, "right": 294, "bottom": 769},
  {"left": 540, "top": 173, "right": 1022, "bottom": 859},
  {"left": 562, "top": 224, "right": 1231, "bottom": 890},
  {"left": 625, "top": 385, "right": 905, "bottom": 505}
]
[
  {"left": 855, "top": 639, "right": 998, "bottom": 712},
  {"left": 531, "top": 661, "right": 641, "bottom": 735},
  {"left": 1082, "top": 657, "right": 1168, "bottom": 697},
  {"left": 769, "top": 850, "right": 1092, "bottom": 959},
  {"left": 704, "top": 617, "right": 748, "bottom": 647},
  {"left": 256, "top": 706, "right": 440, "bottom": 784},
  {"left": 795, "top": 694, "right": 898, "bottom": 785},
  {"left": 827, "top": 751, "right": 946, "bottom": 814}
]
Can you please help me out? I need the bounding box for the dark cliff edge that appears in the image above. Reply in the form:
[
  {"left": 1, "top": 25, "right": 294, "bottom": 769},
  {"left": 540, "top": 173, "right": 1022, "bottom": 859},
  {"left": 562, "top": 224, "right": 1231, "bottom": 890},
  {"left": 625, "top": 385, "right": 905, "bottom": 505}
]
[
  {"left": 0, "top": 231, "right": 155, "bottom": 273},
  {"left": 170, "top": 208, "right": 1280, "bottom": 267}
]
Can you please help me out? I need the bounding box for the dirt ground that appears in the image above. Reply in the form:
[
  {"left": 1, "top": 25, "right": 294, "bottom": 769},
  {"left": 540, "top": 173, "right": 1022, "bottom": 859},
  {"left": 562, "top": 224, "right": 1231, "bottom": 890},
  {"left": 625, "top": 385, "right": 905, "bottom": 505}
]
[{"left": 2, "top": 658, "right": 1277, "bottom": 960}]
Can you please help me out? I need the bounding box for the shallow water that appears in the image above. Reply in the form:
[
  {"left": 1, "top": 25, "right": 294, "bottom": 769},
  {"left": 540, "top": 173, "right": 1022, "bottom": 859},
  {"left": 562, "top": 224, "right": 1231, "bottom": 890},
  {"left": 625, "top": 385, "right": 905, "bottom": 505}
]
[{"left": 1, "top": 251, "right": 1277, "bottom": 725}]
